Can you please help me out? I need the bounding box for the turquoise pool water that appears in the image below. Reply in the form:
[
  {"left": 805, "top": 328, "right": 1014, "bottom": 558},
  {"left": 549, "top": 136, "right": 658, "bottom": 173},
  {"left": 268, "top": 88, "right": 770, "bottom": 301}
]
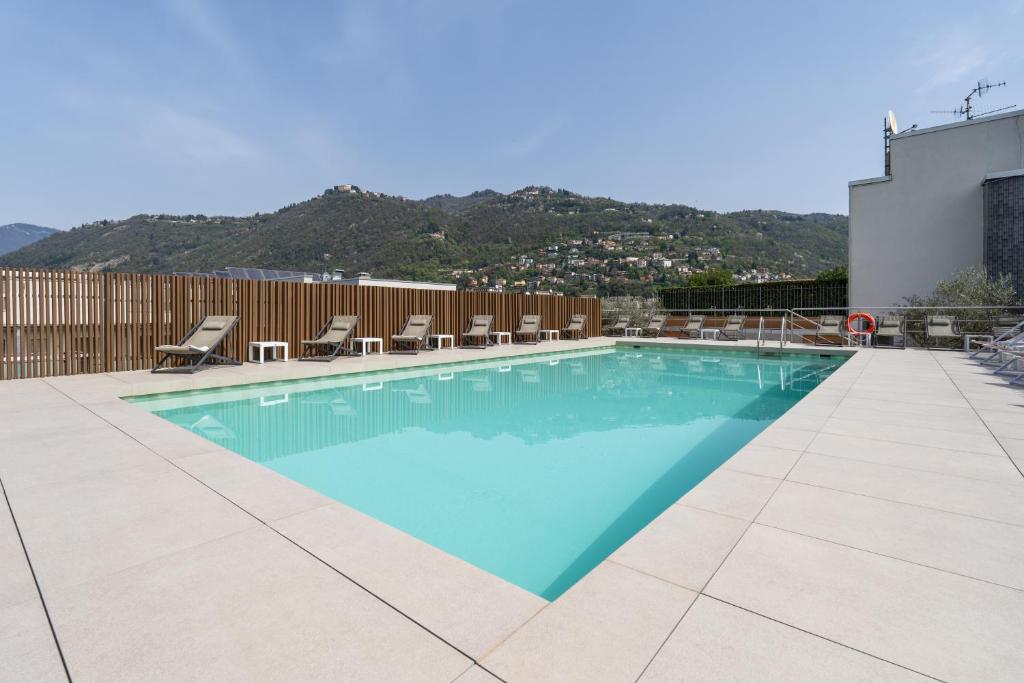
[{"left": 131, "top": 347, "right": 844, "bottom": 599}]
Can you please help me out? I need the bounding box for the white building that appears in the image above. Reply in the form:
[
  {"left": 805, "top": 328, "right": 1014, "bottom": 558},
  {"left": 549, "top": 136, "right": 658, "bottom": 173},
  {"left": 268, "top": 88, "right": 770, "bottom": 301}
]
[{"left": 848, "top": 110, "right": 1024, "bottom": 307}]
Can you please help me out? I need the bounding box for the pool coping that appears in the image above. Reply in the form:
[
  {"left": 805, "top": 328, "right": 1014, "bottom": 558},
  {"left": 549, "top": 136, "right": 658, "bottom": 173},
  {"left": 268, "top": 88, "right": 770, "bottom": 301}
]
[{"left": 4, "top": 338, "right": 1022, "bottom": 680}]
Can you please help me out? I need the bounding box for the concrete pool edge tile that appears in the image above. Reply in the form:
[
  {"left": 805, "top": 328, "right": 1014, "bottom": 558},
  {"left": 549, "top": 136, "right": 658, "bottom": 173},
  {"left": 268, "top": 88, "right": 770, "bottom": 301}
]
[
  {"left": 44, "top": 525, "right": 471, "bottom": 682},
  {"left": 704, "top": 523, "right": 1024, "bottom": 681},
  {"left": 638, "top": 595, "right": 932, "bottom": 682},
  {"left": 481, "top": 561, "right": 698, "bottom": 683},
  {"left": 269, "top": 501, "right": 548, "bottom": 660}
]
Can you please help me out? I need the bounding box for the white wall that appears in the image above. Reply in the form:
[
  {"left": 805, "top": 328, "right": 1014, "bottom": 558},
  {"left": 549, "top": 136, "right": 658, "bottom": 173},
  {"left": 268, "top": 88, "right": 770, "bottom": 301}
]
[{"left": 848, "top": 111, "right": 1024, "bottom": 308}]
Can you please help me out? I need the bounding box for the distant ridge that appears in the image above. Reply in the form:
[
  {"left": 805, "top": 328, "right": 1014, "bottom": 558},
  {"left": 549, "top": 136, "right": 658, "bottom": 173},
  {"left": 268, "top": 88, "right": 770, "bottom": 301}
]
[
  {"left": 0, "top": 223, "right": 58, "bottom": 256},
  {"left": 0, "top": 186, "right": 847, "bottom": 295}
]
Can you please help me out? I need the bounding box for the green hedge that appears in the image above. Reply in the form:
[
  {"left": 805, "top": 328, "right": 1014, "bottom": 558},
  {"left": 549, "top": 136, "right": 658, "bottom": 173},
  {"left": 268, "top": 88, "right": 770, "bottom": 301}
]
[{"left": 658, "top": 279, "right": 848, "bottom": 312}]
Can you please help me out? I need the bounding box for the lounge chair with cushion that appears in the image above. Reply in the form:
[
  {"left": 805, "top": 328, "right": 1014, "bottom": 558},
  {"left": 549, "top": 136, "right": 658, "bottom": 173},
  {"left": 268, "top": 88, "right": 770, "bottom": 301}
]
[
  {"left": 607, "top": 315, "right": 631, "bottom": 336},
  {"left": 300, "top": 315, "right": 359, "bottom": 361},
  {"left": 681, "top": 315, "right": 705, "bottom": 339},
  {"left": 562, "top": 314, "right": 588, "bottom": 340},
  {"left": 515, "top": 314, "right": 542, "bottom": 344},
  {"left": 152, "top": 315, "right": 240, "bottom": 373},
  {"left": 925, "top": 315, "right": 961, "bottom": 349},
  {"left": 813, "top": 316, "right": 844, "bottom": 346},
  {"left": 643, "top": 314, "right": 667, "bottom": 337},
  {"left": 461, "top": 315, "right": 494, "bottom": 349},
  {"left": 874, "top": 315, "right": 905, "bottom": 348},
  {"left": 720, "top": 315, "right": 746, "bottom": 341},
  {"left": 391, "top": 315, "right": 433, "bottom": 354}
]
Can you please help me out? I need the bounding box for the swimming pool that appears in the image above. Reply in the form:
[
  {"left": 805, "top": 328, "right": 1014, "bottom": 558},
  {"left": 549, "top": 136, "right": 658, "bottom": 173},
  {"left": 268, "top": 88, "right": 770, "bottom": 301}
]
[{"left": 130, "top": 347, "right": 845, "bottom": 600}]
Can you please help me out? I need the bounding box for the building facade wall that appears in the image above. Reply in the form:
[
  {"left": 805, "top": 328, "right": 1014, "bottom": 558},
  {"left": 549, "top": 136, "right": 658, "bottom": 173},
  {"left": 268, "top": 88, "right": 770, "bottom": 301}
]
[
  {"left": 984, "top": 174, "right": 1024, "bottom": 298},
  {"left": 848, "top": 111, "right": 1024, "bottom": 308}
]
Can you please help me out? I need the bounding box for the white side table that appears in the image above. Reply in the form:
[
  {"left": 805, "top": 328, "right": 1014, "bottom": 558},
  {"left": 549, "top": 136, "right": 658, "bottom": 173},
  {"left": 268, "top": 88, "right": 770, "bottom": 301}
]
[
  {"left": 490, "top": 331, "right": 512, "bottom": 345},
  {"left": 700, "top": 329, "right": 721, "bottom": 341},
  {"left": 624, "top": 327, "right": 642, "bottom": 337},
  {"left": 351, "top": 337, "right": 383, "bottom": 356},
  {"left": 249, "top": 341, "right": 288, "bottom": 363},
  {"left": 539, "top": 329, "right": 560, "bottom": 341},
  {"left": 964, "top": 334, "right": 993, "bottom": 352},
  {"left": 428, "top": 333, "right": 455, "bottom": 350}
]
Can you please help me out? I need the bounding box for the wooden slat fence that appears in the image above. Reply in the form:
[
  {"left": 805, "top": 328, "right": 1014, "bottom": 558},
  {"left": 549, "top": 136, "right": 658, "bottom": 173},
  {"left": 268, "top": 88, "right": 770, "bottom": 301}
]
[{"left": 0, "top": 269, "right": 602, "bottom": 380}]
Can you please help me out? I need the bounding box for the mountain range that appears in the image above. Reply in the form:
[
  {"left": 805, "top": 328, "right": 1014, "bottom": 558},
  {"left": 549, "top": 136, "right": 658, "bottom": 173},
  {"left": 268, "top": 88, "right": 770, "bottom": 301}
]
[
  {"left": 0, "top": 223, "right": 58, "bottom": 256},
  {"left": 0, "top": 186, "right": 847, "bottom": 295}
]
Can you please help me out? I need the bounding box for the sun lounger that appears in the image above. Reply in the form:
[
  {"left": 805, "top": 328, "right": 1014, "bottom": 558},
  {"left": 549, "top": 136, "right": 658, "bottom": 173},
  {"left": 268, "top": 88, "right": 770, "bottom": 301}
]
[
  {"left": 515, "top": 314, "right": 542, "bottom": 344},
  {"left": 391, "top": 315, "right": 433, "bottom": 354},
  {"left": 813, "top": 316, "right": 844, "bottom": 346},
  {"left": 562, "top": 314, "right": 588, "bottom": 340},
  {"left": 152, "top": 315, "right": 240, "bottom": 373},
  {"left": 720, "top": 315, "right": 746, "bottom": 341},
  {"left": 681, "top": 315, "right": 705, "bottom": 339},
  {"left": 607, "top": 315, "right": 631, "bottom": 336},
  {"left": 643, "top": 315, "right": 667, "bottom": 337},
  {"left": 874, "top": 315, "right": 905, "bottom": 348},
  {"left": 300, "top": 315, "right": 359, "bottom": 361},
  {"left": 925, "top": 315, "right": 961, "bottom": 348},
  {"left": 462, "top": 315, "right": 494, "bottom": 349}
]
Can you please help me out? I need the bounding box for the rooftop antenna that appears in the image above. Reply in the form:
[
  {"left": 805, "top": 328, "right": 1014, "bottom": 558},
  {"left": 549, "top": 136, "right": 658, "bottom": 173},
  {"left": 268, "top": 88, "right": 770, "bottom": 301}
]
[
  {"left": 931, "top": 79, "right": 1014, "bottom": 120},
  {"left": 883, "top": 110, "right": 898, "bottom": 175}
]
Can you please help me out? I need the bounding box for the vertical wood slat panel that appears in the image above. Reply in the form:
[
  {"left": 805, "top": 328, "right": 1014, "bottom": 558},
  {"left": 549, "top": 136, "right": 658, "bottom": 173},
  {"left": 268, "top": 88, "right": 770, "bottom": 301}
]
[{"left": 0, "top": 268, "right": 602, "bottom": 379}]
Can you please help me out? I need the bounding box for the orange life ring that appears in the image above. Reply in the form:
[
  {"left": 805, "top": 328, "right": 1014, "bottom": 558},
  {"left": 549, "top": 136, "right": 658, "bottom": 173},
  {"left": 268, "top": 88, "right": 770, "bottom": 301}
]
[{"left": 846, "top": 312, "right": 875, "bottom": 336}]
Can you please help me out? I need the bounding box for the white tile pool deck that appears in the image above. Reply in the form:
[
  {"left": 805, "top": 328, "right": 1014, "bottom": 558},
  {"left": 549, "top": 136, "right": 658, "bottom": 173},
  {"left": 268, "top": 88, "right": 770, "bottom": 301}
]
[{"left": 1, "top": 338, "right": 1023, "bottom": 681}]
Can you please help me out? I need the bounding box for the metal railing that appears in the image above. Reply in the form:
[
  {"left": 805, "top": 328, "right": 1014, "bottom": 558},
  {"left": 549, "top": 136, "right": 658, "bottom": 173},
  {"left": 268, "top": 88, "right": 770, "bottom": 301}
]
[{"left": 602, "top": 304, "right": 1024, "bottom": 351}]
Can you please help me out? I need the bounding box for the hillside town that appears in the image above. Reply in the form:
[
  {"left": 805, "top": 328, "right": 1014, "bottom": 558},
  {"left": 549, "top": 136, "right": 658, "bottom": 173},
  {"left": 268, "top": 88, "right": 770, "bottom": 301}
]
[{"left": 450, "top": 230, "right": 795, "bottom": 296}]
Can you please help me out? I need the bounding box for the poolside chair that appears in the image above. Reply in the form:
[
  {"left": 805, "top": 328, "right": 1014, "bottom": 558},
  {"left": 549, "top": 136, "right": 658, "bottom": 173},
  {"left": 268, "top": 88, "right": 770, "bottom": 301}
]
[
  {"left": 874, "top": 315, "right": 905, "bottom": 348},
  {"left": 391, "top": 315, "right": 433, "bottom": 354},
  {"left": 300, "top": 315, "right": 359, "bottom": 361},
  {"left": 462, "top": 315, "right": 494, "bottom": 349},
  {"left": 720, "top": 315, "right": 746, "bottom": 341},
  {"left": 152, "top": 315, "right": 240, "bottom": 374},
  {"left": 643, "top": 315, "right": 667, "bottom": 337},
  {"left": 606, "top": 315, "right": 631, "bottom": 336},
  {"left": 562, "top": 314, "right": 588, "bottom": 340},
  {"left": 925, "top": 315, "right": 961, "bottom": 349},
  {"left": 681, "top": 315, "right": 705, "bottom": 339},
  {"left": 993, "top": 316, "right": 1024, "bottom": 339},
  {"left": 515, "top": 314, "right": 542, "bottom": 344},
  {"left": 813, "top": 316, "right": 844, "bottom": 346}
]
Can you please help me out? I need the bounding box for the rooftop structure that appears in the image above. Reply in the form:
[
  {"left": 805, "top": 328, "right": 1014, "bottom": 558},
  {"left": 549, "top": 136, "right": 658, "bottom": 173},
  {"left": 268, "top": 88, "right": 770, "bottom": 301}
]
[{"left": 848, "top": 109, "right": 1024, "bottom": 307}]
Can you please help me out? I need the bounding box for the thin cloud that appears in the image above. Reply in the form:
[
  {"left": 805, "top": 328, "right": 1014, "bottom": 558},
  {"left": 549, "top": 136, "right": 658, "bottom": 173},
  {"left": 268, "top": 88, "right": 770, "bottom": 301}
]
[
  {"left": 135, "top": 102, "right": 264, "bottom": 164},
  {"left": 912, "top": 33, "right": 993, "bottom": 93},
  {"left": 163, "top": 0, "right": 245, "bottom": 68}
]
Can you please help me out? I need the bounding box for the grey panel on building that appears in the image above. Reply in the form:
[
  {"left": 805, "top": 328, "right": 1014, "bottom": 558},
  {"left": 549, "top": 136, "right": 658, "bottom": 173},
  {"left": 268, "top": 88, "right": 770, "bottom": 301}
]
[{"left": 983, "top": 172, "right": 1024, "bottom": 300}]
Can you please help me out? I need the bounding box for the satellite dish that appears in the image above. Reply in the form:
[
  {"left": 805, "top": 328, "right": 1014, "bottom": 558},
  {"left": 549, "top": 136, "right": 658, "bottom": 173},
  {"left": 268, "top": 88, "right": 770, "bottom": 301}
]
[{"left": 886, "top": 110, "right": 898, "bottom": 135}]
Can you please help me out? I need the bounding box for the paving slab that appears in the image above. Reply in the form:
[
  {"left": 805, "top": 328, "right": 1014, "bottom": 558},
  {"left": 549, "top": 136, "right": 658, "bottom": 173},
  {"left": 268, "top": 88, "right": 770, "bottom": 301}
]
[
  {"left": 639, "top": 596, "right": 929, "bottom": 682},
  {"left": 46, "top": 526, "right": 469, "bottom": 682},
  {"left": 788, "top": 452, "right": 1024, "bottom": 526},
  {"left": 678, "top": 468, "right": 781, "bottom": 520},
  {"left": 758, "top": 481, "right": 1024, "bottom": 590},
  {"left": 7, "top": 459, "right": 259, "bottom": 592},
  {"left": 706, "top": 524, "right": 1024, "bottom": 682},
  {"left": 271, "top": 502, "right": 547, "bottom": 660},
  {"left": 721, "top": 444, "right": 804, "bottom": 479},
  {"left": 0, "top": 424, "right": 164, "bottom": 491},
  {"left": 609, "top": 504, "right": 748, "bottom": 591},
  {"left": 820, "top": 415, "right": 1004, "bottom": 455},
  {"left": 174, "top": 449, "right": 334, "bottom": 523},
  {"left": 805, "top": 431, "right": 1022, "bottom": 484},
  {"left": 482, "top": 561, "right": 696, "bottom": 683},
  {"left": 0, "top": 598, "right": 66, "bottom": 683},
  {"left": 0, "top": 501, "right": 36, "bottom": 611}
]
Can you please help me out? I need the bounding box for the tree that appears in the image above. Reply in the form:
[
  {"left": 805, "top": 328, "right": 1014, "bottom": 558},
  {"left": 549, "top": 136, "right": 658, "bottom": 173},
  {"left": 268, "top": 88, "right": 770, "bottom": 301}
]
[
  {"left": 687, "top": 268, "right": 733, "bottom": 287},
  {"left": 815, "top": 265, "right": 848, "bottom": 282}
]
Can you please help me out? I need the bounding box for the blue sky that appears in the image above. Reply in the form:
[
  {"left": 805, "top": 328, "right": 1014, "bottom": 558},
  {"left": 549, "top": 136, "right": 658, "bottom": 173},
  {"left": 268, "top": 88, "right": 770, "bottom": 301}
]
[{"left": 2, "top": 0, "right": 1022, "bottom": 229}]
